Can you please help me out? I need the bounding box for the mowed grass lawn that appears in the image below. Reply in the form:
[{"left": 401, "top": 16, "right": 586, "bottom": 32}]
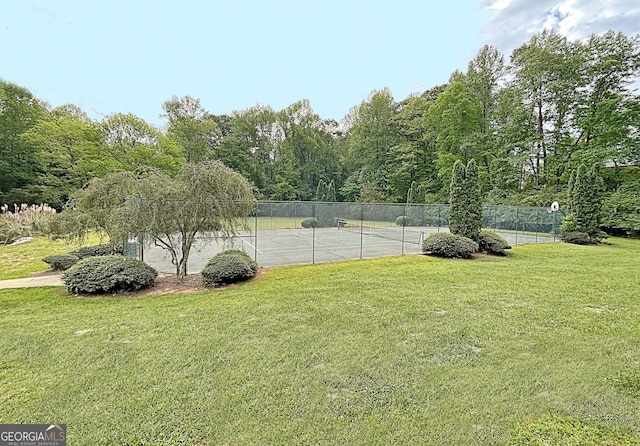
[{"left": 1, "top": 238, "right": 640, "bottom": 445}]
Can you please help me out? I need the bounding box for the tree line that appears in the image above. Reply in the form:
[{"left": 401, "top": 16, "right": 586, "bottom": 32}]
[{"left": 1, "top": 29, "right": 639, "bottom": 232}]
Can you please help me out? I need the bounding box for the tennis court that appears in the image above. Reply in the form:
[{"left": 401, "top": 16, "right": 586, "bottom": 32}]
[{"left": 140, "top": 223, "right": 555, "bottom": 274}]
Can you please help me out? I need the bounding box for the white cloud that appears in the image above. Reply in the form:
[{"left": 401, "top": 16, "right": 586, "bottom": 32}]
[
  {"left": 479, "top": 0, "right": 512, "bottom": 10},
  {"left": 480, "top": 0, "right": 640, "bottom": 57}
]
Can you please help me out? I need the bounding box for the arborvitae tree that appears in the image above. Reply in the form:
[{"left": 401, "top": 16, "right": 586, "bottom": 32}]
[
  {"left": 449, "top": 160, "right": 483, "bottom": 241},
  {"left": 465, "top": 159, "right": 483, "bottom": 241},
  {"left": 566, "top": 170, "right": 575, "bottom": 213},
  {"left": 448, "top": 160, "right": 466, "bottom": 237},
  {"left": 407, "top": 181, "right": 427, "bottom": 204},
  {"left": 565, "top": 164, "right": 604, "bottom": 241},
  {"left": 315, "top": 180, "right": 336, "bottom": 202}
]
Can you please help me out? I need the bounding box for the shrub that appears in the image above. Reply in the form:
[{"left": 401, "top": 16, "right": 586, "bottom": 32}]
[
  {"left": 202, "top": 250, "right": 258, "bottom": 287},
  {"left": 395, "top": 216, "right": 416, "bottom": 226},
  {"left": 421, "top": 232, "right": 478, "bottom": 259},
  {"left": 301, "top": 217, "right": 318, "bottom": 228},
  {"left": 69, "top": 243, "right": 122, "bottom": 259},
  {"left": 43, "top": 254, "right": 80, "bottom": 271},
  {"left": 62, "top": 256, "right": 157, "bottom": 294},
  {"left": 561, "top": 232, "right": 593, "bottom": 245},
  {"left": 477, "top": 230, "right": 511, "bottom": 256}
]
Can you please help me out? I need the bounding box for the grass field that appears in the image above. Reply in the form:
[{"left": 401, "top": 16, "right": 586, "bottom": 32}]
[
  {"left": 0, "top": 234, "right": 105, "bottom": 280},
  {"left": 1, "top": 238, "right": 640, "bottom": 444}
]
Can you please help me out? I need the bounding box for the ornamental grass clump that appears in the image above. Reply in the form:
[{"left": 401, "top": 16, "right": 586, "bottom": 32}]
[{"left": 0, "top": 203, "right": 56, "bottom": 245}]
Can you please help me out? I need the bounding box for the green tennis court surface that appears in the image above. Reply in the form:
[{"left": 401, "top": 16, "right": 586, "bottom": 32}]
[{"left": 141, "top": 226, "right": 554, "bottom": 274}]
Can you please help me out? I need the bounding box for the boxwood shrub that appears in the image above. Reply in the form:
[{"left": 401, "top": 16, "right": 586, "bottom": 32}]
[
  {"left": 395, "top": 215, "right": 417, "bottom": 226},
  {"left": 69, "top": 243, "right": 122, "bottom": 259},
  {"left": 62, "top": 255, "right": 157, "bottom": 294},
  {"left": 421, "top": 232, "right": 478, "bottom": 259},
  {"left": 561, "top": 232, "right": 593, "bottom": 245},
  {"left": 202, "top": 250, "right": 258, "bottom": 287},
  {"left": 43, "top": 254, "right": 80, "bottom": 271},
  {"left": 301, "top": 217, "right": 318, "bottom": 228},
  {"left": 477, "top": 230, "right": 512, "bottom": 256}
]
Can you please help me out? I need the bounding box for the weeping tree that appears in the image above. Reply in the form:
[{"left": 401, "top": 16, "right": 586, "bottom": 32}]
[
  {"left": 132, "top": 161, "right": 256, "bottom": 277},
  {"left": 48, "top": 161, "right": 255, "bottom": 277},
  {"left": 45, "top": 171, "right": 137, "bottom": 251},
  {"left": 449, "top": 159, "right": 483, "bottom": 241}
]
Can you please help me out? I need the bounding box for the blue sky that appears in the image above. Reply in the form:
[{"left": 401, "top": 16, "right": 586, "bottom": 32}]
[{"left": 2, "top": 1, "right": 638, "bottom": 127}]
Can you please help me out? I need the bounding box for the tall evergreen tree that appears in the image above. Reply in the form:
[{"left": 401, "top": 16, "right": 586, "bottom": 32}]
[
  {"left": 465, "top": 159, "right": 483, "bottom": 241},
  {"left": 449, "top": 160, "right": 482, "bottom": 241},
  {"left": 569, "top": 164, "right": 604, "bottom": 240}
]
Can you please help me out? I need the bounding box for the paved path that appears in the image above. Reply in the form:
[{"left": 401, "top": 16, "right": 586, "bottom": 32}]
[{"left": 0, "top": 275, "right": 63, "bottom": 289}]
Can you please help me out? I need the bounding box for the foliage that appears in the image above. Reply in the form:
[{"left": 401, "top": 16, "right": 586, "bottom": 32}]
[
  {"left": 62, "top": 255, "right": 157, "bottom": 294},
  {"left": 421, "top": 232, "right": 478, "bottom": 258},
  {"left": 448, "top": 159, "right": 483, "bottom": 241},
  {"left": 564, "top": 164, "right": 605, "bottom": 242},
  {"left": 69, "top": 243, "right": 122, "bottom": 259},
  {"left": 301, "top": 217, "right": 318, "bottom": 228},
  {"left": 601, "top": 184, "right": 640, "bottom": 236},
  {"left": 477, "top": 230, "right": 511, "bottom": 255},
  {"left": 162, "top": 95, "right": 220, "bottom": 163},
  {"left": 395, "top": 215, "right": 417, "bottom": 226},
  {"left": 0, "top": 203, "right": 57, "bottom": 245},
  {"left": 131, "top": 161, "right": 256, "bottom": 277},
  {"left": 19, "top": 105, "right": 104, "bottom": 208},
  {"left": 0, "top": 81, "right": 47, "bottom": 203},
  {"left": 561, "top": 232, "right": 594, "bottom": 245},
  {"left": 315, "top": 179, "right": 336, "bottom": 202},
  {"left": 201, "top": 250, "right": 258, "bottom": 287},
  {"left": 2, "top": 30, "right": 640, "bottom": 210},
  {"left": 42, "top": 254, "right": 80, "bottom": 271},
  {"left": 560, "top": 214, "right": 580, "bottom": 234},
  {"left": 99, "top": 113, "right": 185, "bottom": 175}
]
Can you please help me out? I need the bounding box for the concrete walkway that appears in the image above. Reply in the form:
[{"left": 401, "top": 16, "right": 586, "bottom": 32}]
[{"left": 0, "top": 274, "right": 63, "bottom": 289}]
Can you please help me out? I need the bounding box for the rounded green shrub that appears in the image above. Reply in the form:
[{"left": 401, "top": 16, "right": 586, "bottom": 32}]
[
  {"left": 561, "top": 232, "right": 593, "bottom": 245},
  {"left": 202, "top": 250, "right": 258, "bottom": 287},
  {"left": 69, "top": 243, "right": 122, "bottom": 259},
  {"left": 395, "top": 216, "right": 416, "bottom": 226},
  {"left": 62, "top": 255, "right": 157, "bottom": 294},
  {"left": 477, "top": 230, "right": 511, "bottom": 256},
  {"left": 301, "top": 217, "right": 318, "bottom": 228},
  {"left": 43, "top": 254, "right": 80, "bottom": 271},
  {"left": 421, "top": 232, "right": 478, "bottom": 259}
]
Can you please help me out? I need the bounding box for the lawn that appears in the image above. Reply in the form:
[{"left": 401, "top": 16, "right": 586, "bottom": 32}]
[
  {"left": 1, "top": 238, "right": 639, "bottom": 445},
  {"left": 0, "top": 235, "right": 104, "bottom": 280}
]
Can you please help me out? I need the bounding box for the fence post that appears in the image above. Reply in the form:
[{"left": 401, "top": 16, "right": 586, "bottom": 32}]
[
  {"left": 515, "top": 207, "right": 519, "bottom": 245},
  {"left": 360, "top": 204, "right": 364, "bottom": 260},
  {"left": 535, "top": 208, "right": 539, "bottom": 244},
  {"left": 402, "top": 203, "right": 406, "bottom": 255},
  {"left": 254, "top": 209, "right": 259, "bottom": 263}
]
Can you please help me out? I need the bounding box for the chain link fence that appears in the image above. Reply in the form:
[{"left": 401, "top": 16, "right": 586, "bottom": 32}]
[{"left": 126, "top": 201, "right": 563, "bottom": 273}]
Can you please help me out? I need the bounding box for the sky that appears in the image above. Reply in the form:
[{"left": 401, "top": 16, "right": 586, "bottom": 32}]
[{"left": 2, "top": 0, "right": 639, "bottom": 128}]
